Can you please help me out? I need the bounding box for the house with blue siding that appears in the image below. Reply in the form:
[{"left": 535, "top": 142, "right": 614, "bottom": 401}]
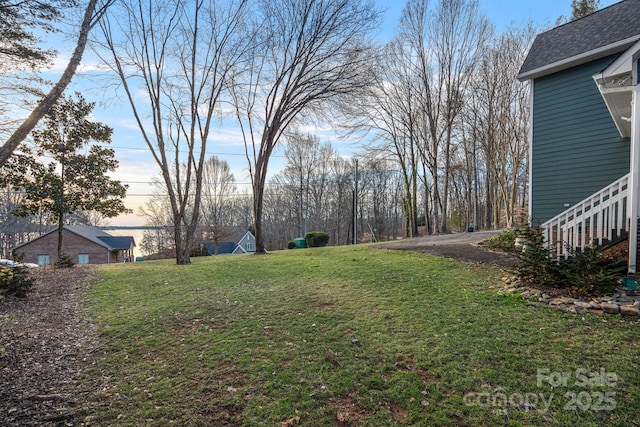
[
  {"left": 517, "top": 0, "right": 640, "bottom": 272},
  {"left": 203, "top": 230, "right": 256, "bottom": 255}
]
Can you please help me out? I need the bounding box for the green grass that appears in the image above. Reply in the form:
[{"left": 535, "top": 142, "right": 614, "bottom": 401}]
[{"left": 85, "top": 245, "right": 640, "bottom": 426}]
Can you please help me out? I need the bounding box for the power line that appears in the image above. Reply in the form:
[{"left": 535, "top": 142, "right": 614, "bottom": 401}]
[{"left": 108, "top": 144, "right": 287, "bottom": 158}]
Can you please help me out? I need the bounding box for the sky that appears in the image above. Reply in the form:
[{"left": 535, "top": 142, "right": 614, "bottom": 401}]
[{"left": 41, "top": 0, "right": 618, "bottom": 226}]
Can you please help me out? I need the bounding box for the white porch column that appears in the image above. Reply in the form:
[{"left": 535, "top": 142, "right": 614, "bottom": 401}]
[{"left": 629, "top": 86, "right": 640, "bottom": 273}]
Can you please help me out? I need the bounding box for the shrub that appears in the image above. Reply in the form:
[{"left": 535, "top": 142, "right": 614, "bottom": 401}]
[
  {"left": 483, "top": 229, "right": 520, "bottom": 253},
  {"left": 513, "top": 227, "right": 626, "bottom": 296},
  {"left": 561, "top": 245, "right": 626, "bottom": 296},
  {"left": 55, "top": 254, "right": 75, "bottom": 269},
  {"left": 0, "top": 265, "right": 35, "bottom": 298},
  {"left": 287, "top": 240, "right": 296, "bottom": 250},
  {"left": 513, "top": 228, "right": 562, "bottom": 287},
  {"left": 305, "top": 231, "right": 329, "bottom": 248},
  {"left": 190, "top": 245, "right": 209, "bottom": 257}
]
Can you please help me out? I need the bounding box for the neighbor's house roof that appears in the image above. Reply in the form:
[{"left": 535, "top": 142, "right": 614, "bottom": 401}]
[
  {"left": 65, "top": 226, "right": 135, "bottom": 250},
  {"left": 203, "top": 229, "right": 255, "bottom": 255},
  {"left": 518, "top": 0, "right": 640, "bottom": 81},
  {"left": 15, "top": 226, "right": 135, "bottom": 251}
]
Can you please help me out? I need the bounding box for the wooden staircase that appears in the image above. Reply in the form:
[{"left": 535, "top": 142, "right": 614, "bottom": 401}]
[{"left": 541, "top": 174, "right": 630, "bottom": 258}]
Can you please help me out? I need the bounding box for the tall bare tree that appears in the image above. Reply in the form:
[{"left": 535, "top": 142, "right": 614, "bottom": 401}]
[
  {"left": 467, "top": 25, "right": 534, "bottom": 228},
  {"left": 362, "top": 39, "right": 421, "bottom": 237},
  {"left": 281, "top": 132, "right": 334, "bottom": 237},
  {"left": 200, "top": 156, "right": 235, "bottom": 255},
  {"left": 139, "top": 178, "right": 175, "bottom": 257},
  {"left": 97, "top": 0, "right": 250, "bottom": 264},
  {"left": 232, "top": 0, "right": 380, "bottom": 253},
  {"left": 399, "top": 0, "right": 490, "bottom": 233}
]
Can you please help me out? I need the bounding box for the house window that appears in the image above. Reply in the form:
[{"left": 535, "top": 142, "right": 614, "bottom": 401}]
[
  {"left": 245, "top": 241, "right": 253, "bottom": 251},
  {"left": 37, "top": 255, "right": 50, "bottom": 266},
  {"left": 78, "top": 254, "right": 90, "bottom": 265}
]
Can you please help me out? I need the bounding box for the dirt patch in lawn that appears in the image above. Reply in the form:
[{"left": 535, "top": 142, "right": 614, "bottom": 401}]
[
  {"left": 0, "top": 266, "right": 100, "bottom": 426},
  {"left": 329, "top": 395, "right": 374, "bottom": 425}
]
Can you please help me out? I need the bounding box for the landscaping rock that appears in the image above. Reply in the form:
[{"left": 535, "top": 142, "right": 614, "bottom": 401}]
[
  {"left": 600, "top": 302, "right": 621, "bottom": 314},
  {"left": 574, "top": 301, "right": 592, "bottom": 309},
  {"left": 574, "top": 305, "right": 589, "bottom": 314},
  {"left": 620, "top": 305, "right": 640, "bottom": 317},
  {"left": 493, "top": 277, "right": 640, "bottom": 319}
]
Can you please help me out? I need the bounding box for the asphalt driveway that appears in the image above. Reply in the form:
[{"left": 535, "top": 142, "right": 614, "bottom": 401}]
[{"left": 374, "top": 230, "right": 518, "bottom": 268}]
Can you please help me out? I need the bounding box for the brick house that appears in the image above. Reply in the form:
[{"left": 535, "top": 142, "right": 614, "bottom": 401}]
[{"left": 13, "top": 226, "right": 136, "bottom": 265}]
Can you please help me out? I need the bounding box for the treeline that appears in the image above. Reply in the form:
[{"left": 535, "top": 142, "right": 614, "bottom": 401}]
[{"left": 0, "top": 0, "right": 539, "bottom": 260}]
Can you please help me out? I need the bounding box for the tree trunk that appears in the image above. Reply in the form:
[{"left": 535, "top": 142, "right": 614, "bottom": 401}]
[
  {"left": 174, "top": 221, "right": 190, "bottom": 265},
  {"left": 440, "top": 129, "right": 453, "bottom": 234},
  {"left": 253, "top": 152, "right": 269, "bottom": 254},
  {"left": 410, "top": 161, "right": 419, "bottom": 236},
  {"left": 57, "top": 212, "right": 64, "bottom": 262}
]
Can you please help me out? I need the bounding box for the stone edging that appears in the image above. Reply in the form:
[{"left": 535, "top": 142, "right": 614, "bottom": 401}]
[{"left": 496, "top": 276, "right": 640, "bottom": 318}]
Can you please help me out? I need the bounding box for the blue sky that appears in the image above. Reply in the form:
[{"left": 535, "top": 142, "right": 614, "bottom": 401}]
[
  {"left": 47, "top": 0, "right": 617, "bottom": 226},
  {"left": 377, "top": 0, "right": 617, "bottom": 34}
]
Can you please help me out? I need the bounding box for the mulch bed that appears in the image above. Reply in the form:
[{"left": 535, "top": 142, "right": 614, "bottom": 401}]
[{"left": 0, "top": 267, "right": 101, "bottom": 426}]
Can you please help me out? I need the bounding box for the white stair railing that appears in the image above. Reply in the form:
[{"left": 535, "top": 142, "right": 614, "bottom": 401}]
[{"left": 541, "top": 173, "right": 629, "bottom": 258}]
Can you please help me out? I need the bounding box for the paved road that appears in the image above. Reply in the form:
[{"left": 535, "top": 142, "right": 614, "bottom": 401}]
[{"left": 375, "top": 230, "right": 518, "bottom": 268}]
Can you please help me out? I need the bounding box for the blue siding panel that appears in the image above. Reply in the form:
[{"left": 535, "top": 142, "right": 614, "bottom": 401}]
[{"left": 531, "top": 54, "right": 630, "bottom": 224}]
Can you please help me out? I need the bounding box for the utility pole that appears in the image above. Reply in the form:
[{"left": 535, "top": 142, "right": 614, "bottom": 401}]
[{"left": 353, "top": 158, "right": 358, "bottom": 245}]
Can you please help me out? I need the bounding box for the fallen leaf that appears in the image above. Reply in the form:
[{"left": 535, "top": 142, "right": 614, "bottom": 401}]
[{"left": 281, "top": 416, "right": 301, "bottom": 426}]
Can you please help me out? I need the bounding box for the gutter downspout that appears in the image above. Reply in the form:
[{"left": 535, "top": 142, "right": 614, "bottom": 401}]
[
  {"left": 630, "top": 80, "right": 640, "bottom": 273},
  {"left": 528, "top": 80, "right": 534, "bottom": 224}
]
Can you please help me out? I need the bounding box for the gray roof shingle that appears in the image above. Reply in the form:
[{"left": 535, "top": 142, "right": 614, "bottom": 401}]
[
  {"left": 65, "top": 226, "right": 135, "bottom": 250},
  {"left": 518, "top": 0, "right": 640, "bottom": 80},
  {"left": 97, "top": 236, "right": 135, "bottom": 250}
]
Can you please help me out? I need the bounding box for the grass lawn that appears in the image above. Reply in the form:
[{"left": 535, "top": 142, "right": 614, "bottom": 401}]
[{"left": 85, "top": 245, "right": 640, "bottom": 426}]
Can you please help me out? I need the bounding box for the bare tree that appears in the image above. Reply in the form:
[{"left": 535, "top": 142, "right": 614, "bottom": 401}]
[
  {"left": 199, "top": 156, "right": 236, "bottom": 255},
  {"left": 357, "top": 155, "right": 404, "bottom": 242},
  {"left": 327, "top": 156, "right": 354, "bottom": 245},
  {"left": 281, "top": 132, "right": 335, "bottom": 237},
  {"left": 361, "top": 39, "right": 421, "bottom": 237},
  {"left": 232, "top": 0, "right": 380, "bottom": 253},
  {"left": 467, "top": 25, "right": 534, "bottom": 228},
  {"left": 0, "top": 0, "right": 114, "bottom": 167},
  {"left": 97, "top": 0, "right": 250, "bottom": 264},
  {"left": 399, "top": 0, "right": 490, "bottom": 233},
  {"left": 138, "top": 181, "right": 175, "bottom": 258}
]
